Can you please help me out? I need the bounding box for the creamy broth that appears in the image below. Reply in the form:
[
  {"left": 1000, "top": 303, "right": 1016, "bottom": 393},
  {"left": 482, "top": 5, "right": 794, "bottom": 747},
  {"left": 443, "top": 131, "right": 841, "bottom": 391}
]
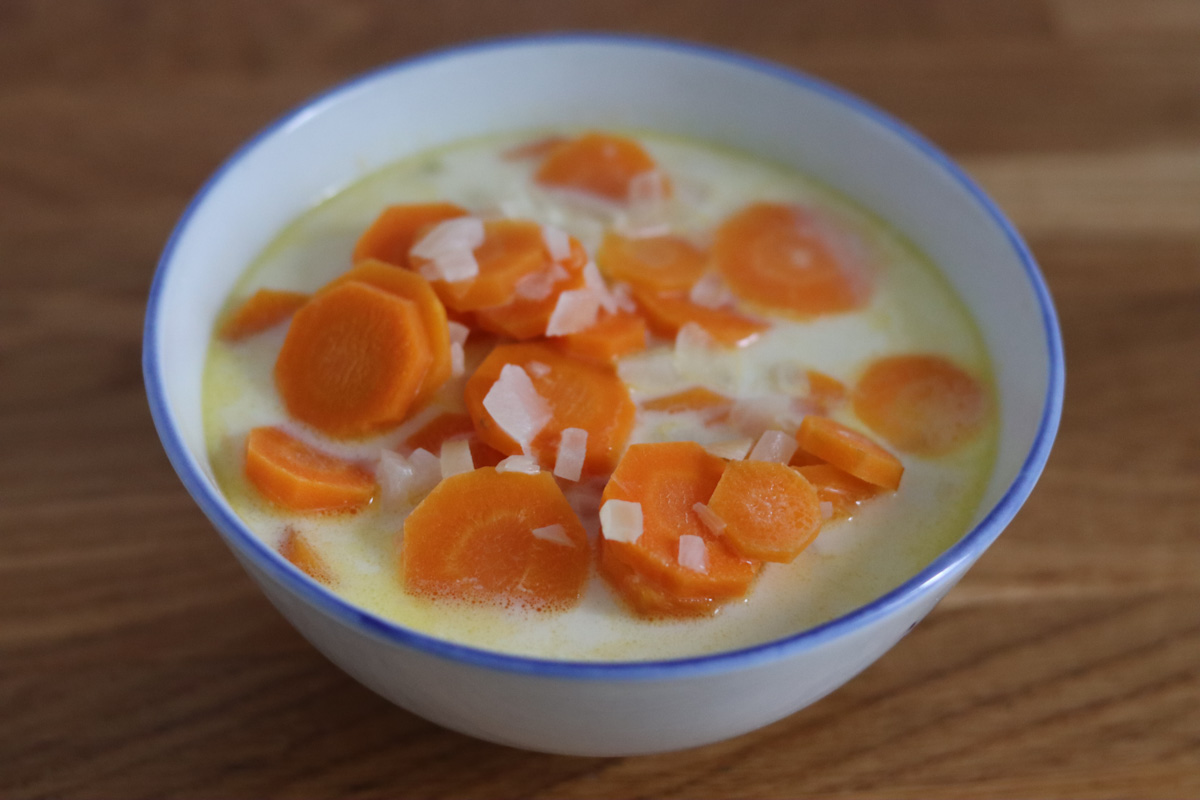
[{"left": 203, "top": 130, "right": 997, "bottom": 660}]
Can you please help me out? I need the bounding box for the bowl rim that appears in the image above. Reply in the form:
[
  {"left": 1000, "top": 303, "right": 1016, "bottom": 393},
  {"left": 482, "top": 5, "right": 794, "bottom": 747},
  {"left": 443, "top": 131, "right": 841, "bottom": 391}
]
[{"left": 143, "top": 33, "right": 1064, "bottom": 681}]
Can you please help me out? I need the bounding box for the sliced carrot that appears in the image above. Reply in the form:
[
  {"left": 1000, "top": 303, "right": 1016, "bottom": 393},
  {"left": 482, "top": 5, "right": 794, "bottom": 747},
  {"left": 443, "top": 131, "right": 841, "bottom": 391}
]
[
  {"left": 788, "top": 446, "right": 826, "bottom": 468},
  {"left": 330, "top": 259, "right": 451, "bottom": 409},
  {"left": 473, "top": 236, "right": 589, "bottom": 340},
  {"left": 275, "top": 281, "right": 433, "bottom": 437},
  {"left": 464, "top": 342, "right": 635, "bottom": 476},
  {"left": 352, "top": 202, "right": 468, "bottom": 268},
  {"left": 806, "top": 370, "right": 848, "bottom": 413},
  {"left": 599, "top": 442, "right": 759, "bottom": 611},
  {"left": 413, "top": 219, "right": 552, "bottom": 312},
  {"left": 534, "top": 132, "right": 663, "bottom": 202},
  {"left": 552, "top": 311, "right": 648, "bottom": 364},
  {"left": 402, "top": 468, "right": 590, "bottom": 611},
  {"left": 245, "top": 427, "right": 376, "bottom": 513},
  {"left": 713, "top": 203, "right": 871, "bottom": 317},
  {"left": 633, "top": 287, "right": 768, "bottom": 346},
  {"left": 707, "top": 460, "right": 822, "bottom": 563},
  {"left": 797, "top": 464, "right": 882, "bottom": 521},
  {"left": 502, "top": 135, "right": 569, "bottom": 161},
  {"left": 642, "top": 386, "right": 733, "bottom": 414},
  {"left": 279, "top": 527, "right": 335, "bottom": 585},
  {"left": 795, "top": 416, "right": 904, "bottom": 490},
  {"left": 404, "top": 411, "right": 505, "bottom": 468},
  {"left": 596, "top": 232, "right": 707, "bottom": 293},
  {"left": 219, "top": 289, "right": 309, "bottom": 341},
  {"left": 853, "top": 354, "right": 992, "bottom": 456},
  {"left": 599, "top": 545, "right": 723, "bottom": 618}
]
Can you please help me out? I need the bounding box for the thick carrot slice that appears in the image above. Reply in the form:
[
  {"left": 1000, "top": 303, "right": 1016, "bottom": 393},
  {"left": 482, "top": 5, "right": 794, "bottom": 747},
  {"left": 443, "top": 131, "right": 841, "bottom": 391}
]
[
  {"left": 245, "top": 427, "right": 376, "bottom": 513},
  {"left": 279, "top": 527, "right": 335, "bottom": 585},
  {"left": 707, "top": 460, "right": 822, "bottom": 563},
  {"left": 642, "top": 386, "right": 733, "bottom": 414},
  {"left": 275, "top": 281, "right": 433, "bottom": 437},
  {"left": 414, "top": 219, "right": 553, "bottom": 312},
  {"left": 330, "top": 260, "right": 452, "bottom": 409},
  {"left": 797, "top": 464, "right": 882, "bottom": 521},
  {"left": 402, "top": 468, "right": 589, "bottom": 611},
  {"left": 404, "top": 411, "right": 505, "bottom": 468},
  {"left": 534, "top": 132, "right": 662, "bottom": 202},
  {"left": 464, "top": 342, "right": 635, "bottom": 476},
  {"left": 219, "top": 289, "right": 309, "bottom": 341},
  {"left": 352, "top": 202, "right": 468, "bottom": 268},
  {"left": 473, "top": 236, "right": 589, "bottom": 340},
  {"left": 600, "top": 442, "right": 759, "bottom": 609},
  {"left": 795, "top": 416, "right": 904, "bottom": 490},
  {"left": 853, "top": 354, "right": 991, "bottom": 456},
  {"left": 633, "top": 287, "right": 768, "bottom": 346},
  {"left": 599, "top": 545, "right": 723, "bottom": 618},
  {"left": 713, "top": 203, "right": 871, "bottom": 317},
  {"left": 552, "top": 311, "right": 648, "bottom": 364},
  {"left": 502, "top": 135, "right": 569, "bottom": 161},
  {"left": 596, "top": 232, "right": 707, "bottom": 293}
]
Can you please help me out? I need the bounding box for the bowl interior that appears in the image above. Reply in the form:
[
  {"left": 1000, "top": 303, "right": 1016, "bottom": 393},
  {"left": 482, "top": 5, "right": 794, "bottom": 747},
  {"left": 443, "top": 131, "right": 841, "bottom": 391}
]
[{"left": 146, "top": 36, "right": 1062, "bottom": 663}]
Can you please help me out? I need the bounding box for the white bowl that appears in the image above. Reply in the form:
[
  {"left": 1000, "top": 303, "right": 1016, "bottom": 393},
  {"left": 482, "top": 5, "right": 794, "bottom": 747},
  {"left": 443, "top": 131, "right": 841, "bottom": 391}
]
[{"left": 143, "top": 35, "right": 1064, "bottom": 756}]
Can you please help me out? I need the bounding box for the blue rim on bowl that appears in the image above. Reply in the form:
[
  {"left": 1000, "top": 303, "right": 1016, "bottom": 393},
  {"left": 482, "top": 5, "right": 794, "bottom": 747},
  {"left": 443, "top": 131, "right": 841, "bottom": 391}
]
[{"left": 143, "top": 34, "right": 1065, "bottom": 681}]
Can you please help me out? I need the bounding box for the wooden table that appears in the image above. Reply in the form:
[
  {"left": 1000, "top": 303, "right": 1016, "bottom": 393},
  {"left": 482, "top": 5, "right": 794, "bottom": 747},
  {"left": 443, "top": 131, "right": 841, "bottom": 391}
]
[{"left": 4, "top": 2, "right": 1198, "bottom": 797}]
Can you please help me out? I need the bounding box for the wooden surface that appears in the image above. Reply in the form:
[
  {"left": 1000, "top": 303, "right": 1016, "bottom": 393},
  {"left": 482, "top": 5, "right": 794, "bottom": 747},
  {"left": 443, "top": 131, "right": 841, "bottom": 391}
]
[{"left": 3, "top": 1, "right": 1199, "bottom": 797}]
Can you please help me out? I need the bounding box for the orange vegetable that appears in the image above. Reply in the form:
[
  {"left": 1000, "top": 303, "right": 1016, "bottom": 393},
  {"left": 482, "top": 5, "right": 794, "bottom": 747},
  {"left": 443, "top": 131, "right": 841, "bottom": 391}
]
[
  {"left": 330, "top": 259, "right": 452, "bottom": 409},
  {"left": 599, "top": 442, "right": 759, "bottom": 615},
  {"left": 275, "top": 281, "right": 433, "bottom": 437},
  {"left": 806, "top": 370, "right": 848, "bottom": 414},
  {"left": 534, "top": 132, "right": 663, "bottom": 202},
  {"left": 797, "top": 464, "right": 882, "bottom": 521},
  {"left": 633, "top": 287, "right": 768, "bottom": 346},
  {"left": 596, "top": 232, "right": 707, "bottom": 293},
  {"left": 404, "top": 411, "right": 505, "bottom": 468},
  {"left": 707, "top": 460, "right": 822, "bottom": 563},
  {"left": 713, "top": 203, "right": 871, "bottom": 317},
  {"left": 402, "top": 468, "right": 590, "bottom": 611},
  {"left": 642, "top": 386, "right": 733, "bottom": 414},
  {"left": 502, "top": 135, "right": 569, "bottom": 161},
  {"left": 853, "top": 354, "right": 991, "bottom": 456},
  {"left": 413, "top": 219, "right": 553, "bottom": 312},
  {"left": 473, "top": 236, "right": 589, "bottom": 340},
  {"left": 352, "top": 202, "right": 468, "bottom": 268},
  {"left": 278, "top": 527, "right": 335, "bottom": 585},
  {"left": 245, "top": 427, "right": 376, "bottom": 513},
  {"left": 795, "top": 416, "right": 904, "bottom": 490},
  {"left": 464, "top": 342, "right": 635, "bottom": 476},
  {"left": 552, "top": 311, "right": 648, "bottom": 364},
  {"left": 219, "top": 289, "right": 309, "bottom": 341},
  {"left": 599, "top": 545, "right": 724, "bottom": 618}
]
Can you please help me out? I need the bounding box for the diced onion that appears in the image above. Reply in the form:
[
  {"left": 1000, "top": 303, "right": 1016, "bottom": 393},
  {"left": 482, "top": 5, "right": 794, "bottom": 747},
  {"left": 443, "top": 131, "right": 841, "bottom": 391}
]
[
  {"left": 449, "top": 341, "right": 465, "bottom": 377},
  {"left": 526, "top": 360, "right": 552, "bottom": 378},
  {"left": 496, "top": 454, "right": 541, "bottom": 474},
  {"left": 377, "top": 448, "right": 441, "bottom": 502},
  {"left": 611, "top": 282, "right": 638, "bottom": 313},
  {"left": 410, "top": 217, "right": 484, "bottom": 260},
  {"left": 599, "top": 499, "right": 643, "bottom": 544},
  {"left": 541, "top": 225, "right": 573, "bottom": 262},
  {"left": 820, "top": 501, "right": 835, "bottom": 520},
  {"left": 418, "top": 248, "right": 479, "bottom": 283},
  {"left": 582, "top": 261, "right": 618, "bottom": 314},
  {"left": 514, "top": 263, "right": 569, "bottom": 301},
  {"left": 553, "top": 427, "right": 588, "bottom": 482},
  {"left": 677, "top": 534, "right": 709, "bottom": 574},
  {"left": 705, "top": 438, "right": 754, "bottom": 461},
  {"left": 531, "top": 523, "right": 575, "bottom": 547},
  {"left": 748, "top": 430, "right": 799, "bottom": 464},
  {"left": 447, "top": 320, "right": 470, "bottom": 346},
  {"left": 545, "top": 288, "right": 601, "bottom": 336},
  {"left": 688, "top": 272, "right": 734, "bottom": 309},
  {"left": 482, "top": 364, "right": 552, "bottom": 453},
  {"left": 440, "top": 438, "right": 474, "bottom": 478},
  {"left": 692, "top": 502, "right": 727, "bottom": 535}
]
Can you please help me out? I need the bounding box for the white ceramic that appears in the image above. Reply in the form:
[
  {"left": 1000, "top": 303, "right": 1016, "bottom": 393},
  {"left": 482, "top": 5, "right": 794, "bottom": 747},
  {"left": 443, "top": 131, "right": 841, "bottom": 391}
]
[{"left": 143, "top": 35, "right": 1064, "bottom": 756}]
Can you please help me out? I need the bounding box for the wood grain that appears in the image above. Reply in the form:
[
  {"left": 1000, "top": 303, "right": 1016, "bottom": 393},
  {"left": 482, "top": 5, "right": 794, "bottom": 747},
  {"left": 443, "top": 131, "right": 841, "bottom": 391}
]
[{"left": 2, "top": 1, "right": 1198, "bottom": 797}]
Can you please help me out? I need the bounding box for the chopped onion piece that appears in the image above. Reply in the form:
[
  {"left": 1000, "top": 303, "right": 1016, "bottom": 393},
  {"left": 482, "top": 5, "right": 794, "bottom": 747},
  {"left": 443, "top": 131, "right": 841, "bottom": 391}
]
[
  {"left": 706, "top": 438, "right": 754, "bottom": 461},
  {"left": 692, "top": 502, "right": 726, "bottom": 535},
  {"left": 553, "top": 427, "right": 588, "bottom": 482},
  {"left": 418, "top": 248, "right": 479, "bottom": 283},
  {"left": 541, "top": 225, "right": 573, "bottom": 262},
  {"left": 447, "top": 320, "right": 470, "bottom": 346},
  {"left": 482, "top": 364, "right": 552, "bottom": 453},
  {"left": 378, "top": 448, "right": 441, "bottom": 502},
  {"left": 440, "top": 438, "right": 474, "bottom": 478},
  {"left": 611, "top": 282, "right": 638, "bottom": 313},
  {"left": 677, "top": 534, "right": 709, "bottom": 574},
  {"left": 728, "top": 396, "right": 799, "bottom": 434},
  {"left": 676, "top": 321, "right": 714, "bottom": 352},
  {"left": 526, "top": 360, "right": 551, "bottom": 378},
  {"left": 820, "top": 501, "right": 835, "bottom": 520},
  {"left": 514, "top": 263, "right": 569, "bottom": 301},
  {"left": 599, "top": 499, "right": 643, "bottom": 544},
  {"left": 410, "top": 217, "right": 484, "bottom": 260},
  {"left": 545, "top": 289, "right": 601, "bottom": 336},
  {"left": 496, "top": 454, "right": 541, "bottom": 474},
  {"left": 688, "top": 272, "right": 734, "bottom": 309},
  {"left": 748, "top": 430, "right": 799, "bottom": 464},
  {"left": 449, "top": 342, "right": 465, "bottom": 377},
  {"left": 531, "top": 523, "right": 575, "bottom": 547},
  {"left": 582, "top": 261, "right": 618, "bottom": 314}
]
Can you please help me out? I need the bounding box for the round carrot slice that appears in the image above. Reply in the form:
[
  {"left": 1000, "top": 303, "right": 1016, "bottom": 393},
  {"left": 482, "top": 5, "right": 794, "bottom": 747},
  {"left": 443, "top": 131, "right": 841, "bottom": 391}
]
[
  {"left": 713, "top": 203, "right": 872, "bottom": 317},
  {"left": 707, "top": 460, "right": 822, "bottom": 563},
  {"left": 853, "top": 354, "right": 992, "bottom": 456},
  {"left": 402, "top": 468, "right": 590, "bottom": 611},
  {"left": 641, "top": 386, "right": 732, "bottom": 414},
  {"left": 600, "top": 442, "right": 759, "bottom": 606},
  {"left": 534, "top": 132, "right": 661, "bottom": 202},
  {"left": 352, "top": 202, "right": 468, "bottom": 268},
  {"left": 473, "top": 236, "right": 588, "bottom": 340},
  {"left": 275, "top": 281, "right": 433, "bottom": 437},
  {"left": 796, "top": 464, "right": 882, "bottom": 521},
  {"left": 330, "top": 259, "right": 452, "bottom": 409},
  {"left": 245, "top": 427, "right": 376, "bottom": 513},
  {"left": 598, "top": 545, "right": 723, "bottom": 618},
  {"left": 219, "top": 289, "right": 309, "bottom": 341},
  {"left": 414, "top": 219, "right": 553, "bottom": 312},
  {"left": 632, "top": 287, "right": 768, "bottom": 346},
  {"left": 795, "top": 416, "right": 904, "bottom": 490},
  {"left": 596, "top": 232, "right": 708, "bottom": 293},
  {"left": 552, "top": 311, "right": 648, "bottom": 364},
  {"left": 464, "top": 342, "right": 635, "bottom": 476}
]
